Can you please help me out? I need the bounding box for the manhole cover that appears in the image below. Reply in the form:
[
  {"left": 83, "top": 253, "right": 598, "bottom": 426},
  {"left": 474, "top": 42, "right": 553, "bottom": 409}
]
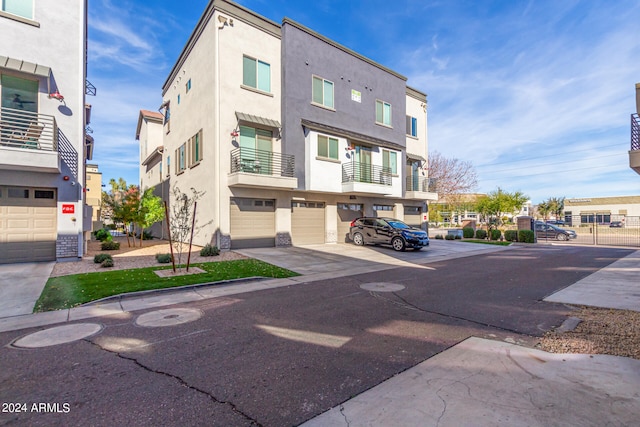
[
  {"left": 135, "top": 308, "right": 203, "bottom": 327},
  {"left": 12, "top": 323, "right": 103, "bottom": 348},
  {"left": 360, "top": 282, "right": 405, "bottom": 292}
]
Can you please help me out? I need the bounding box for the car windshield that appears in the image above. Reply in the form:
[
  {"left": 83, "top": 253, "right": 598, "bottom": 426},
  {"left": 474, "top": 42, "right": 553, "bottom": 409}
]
[{"left": 387, "top": 220, "right": 410, "bottom": 229}]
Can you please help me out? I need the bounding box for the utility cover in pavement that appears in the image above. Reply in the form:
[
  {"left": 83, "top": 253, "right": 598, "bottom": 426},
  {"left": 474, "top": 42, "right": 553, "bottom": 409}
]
[
  {"left": 360, "top": 282, "right": 405, "bottom": 292},
  {"left": 135, "top": 308, "right": 203, "bottom": 327},
  {"left": 11, "top": 323, "right": 103, "bottom": 348}
]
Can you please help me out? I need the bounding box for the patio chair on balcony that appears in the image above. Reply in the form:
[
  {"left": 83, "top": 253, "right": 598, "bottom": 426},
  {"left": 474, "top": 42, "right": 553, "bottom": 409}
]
[{"left": 8, "top": 122, "right": 43, "bottom": 149}]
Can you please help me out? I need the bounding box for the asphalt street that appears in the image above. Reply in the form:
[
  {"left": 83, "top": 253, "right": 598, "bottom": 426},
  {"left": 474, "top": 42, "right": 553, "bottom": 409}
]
[{"left": 0, "top": 245, "right": 633, "bottom": 426}]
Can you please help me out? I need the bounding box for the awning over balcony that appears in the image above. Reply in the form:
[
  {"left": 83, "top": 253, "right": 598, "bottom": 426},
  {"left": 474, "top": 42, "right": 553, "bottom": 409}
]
[
  {"left": 236, "top": 112, "right": 281, "bottom": 129},
  {"left": 0, "top": 55, "right": 50, "bottom": 77},
  {"left": 301, "top": 119, "right": 404, "bottom": 151},
  {"left": 406, "top": 152, "right": 426, "bottom": 162}
]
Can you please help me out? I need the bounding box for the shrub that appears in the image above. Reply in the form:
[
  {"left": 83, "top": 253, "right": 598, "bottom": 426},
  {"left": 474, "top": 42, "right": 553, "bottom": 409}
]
[
  {"left": 435, "top": 234, "right": 444, "bottom": 240},
  {"left": 518, "top": 229, "right": 535, "bottom": 243},
  {"left": 475, "top": 229, "right": 487, "bottom": 239},
  {"left": 141, "top": 230, "right": 154, "bottom": 240},
  {"left": 101, "top": 241, "right": 120, "bottom": 251},
  {"left": 504, "top": 230, "right": 518, "bottom": 242},
  {"left": 490, "top": 229, "right": 502, "bottom": 241},
  {"left": 155, "top": 253, "right": 172, "bottom": 263},
  {"left": 445, "top": 234, "right": 456, "bottom": 240},
  {"left": 200, "top": 244, "right": 220, "bottom": 257},
  {"left": 455, "top": 234, "right": 462, "bottom": 239},
  {"left": 101, "top": 258, "right": 114, "bottom": 268},
  {"left": 94, "top": 228, "right": 112, "bottom": 242},
  {"left": 93, "top": 253, "right": 113, "bottom": 264},
  {"left": 462, "top": 227, "right": 475, "bottom": 238}
]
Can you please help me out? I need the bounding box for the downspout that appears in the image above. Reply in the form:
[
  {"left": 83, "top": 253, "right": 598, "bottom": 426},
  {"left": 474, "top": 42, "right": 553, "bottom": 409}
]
[{"left": 215, "top": 12, "right": 222, "bottom": 248}]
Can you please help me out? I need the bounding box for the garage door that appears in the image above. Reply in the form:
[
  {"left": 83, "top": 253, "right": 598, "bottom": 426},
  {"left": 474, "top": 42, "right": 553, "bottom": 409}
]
[
  {"left": 291, "top": 201, "right": 325, "bottom": 245},
  {"left": 373, "top": 204, "right": 394, "bottom": 218},
  {"left": 337, "top": 203, "right": 363, "bottom": 243},
  {"left": 404, "top": 206, "right": 423, "bottom": 228},
  {"left": 230, "top": 198, "right": 275, "bottom": 249},
  {"left": 0, "top": 187, "right": 57, "bottom": 263}
]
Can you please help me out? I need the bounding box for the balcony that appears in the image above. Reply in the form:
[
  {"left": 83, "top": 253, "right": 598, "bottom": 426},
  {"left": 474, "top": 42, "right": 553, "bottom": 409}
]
[
  {"left": 0, "top": 107, "right": 60, "bottom": 173},
  {"left": 341, "top": 161, "right": 396, "bottom": 195},
  {"left": 228, "top": 147, "right": 298, "bottom": 189},
  {"left": 630, "top": 113, "right": 640, "bottom": 175},
  {"left": 405, "top": 176, "right": 438, "bottom": 201}
]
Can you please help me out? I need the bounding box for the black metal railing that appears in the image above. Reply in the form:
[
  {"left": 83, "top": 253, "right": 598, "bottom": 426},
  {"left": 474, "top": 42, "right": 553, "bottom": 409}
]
[
  {"left": 342, "top": 161, "right": 392, "bottom": 185},
  {"left": 0, "top": 107, "right": 58, "bottom": 151},
  {"left": 86, "top": 79, "right": 96, "bottom": 96},
  {"left": 406, "top": 176, "right": 437, "bottom": 193},
  {"left": 230, "top": 147, "right": 295, "bottom": 177},
  {"left": 632, "top": 113, "right": 640, "bottom": 151}
]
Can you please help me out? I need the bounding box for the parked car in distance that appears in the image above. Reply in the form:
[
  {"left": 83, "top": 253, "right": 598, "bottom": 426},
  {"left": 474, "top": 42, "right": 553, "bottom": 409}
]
[
  {"left": 546, "top": 219, "right": 565, "bottom": 225},
  {"left": 535, "top": 222, "right": 577, "bottom": 241},
  {"left": 609, "top": 221, "right": 624, "bottom": 228},
  {"left": 349, "top": 217, "right": 429, "bottom": 251}
]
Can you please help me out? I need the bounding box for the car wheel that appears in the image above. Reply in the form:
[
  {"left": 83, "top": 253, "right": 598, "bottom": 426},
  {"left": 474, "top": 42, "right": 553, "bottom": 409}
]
[
  {"left": 557, "top": 233, "right": 568, "bottom": 241},
  {"left": 353, "top": 232, "right": 365, "bottom": 246},
  {"left": 392, "top": 237, "right": 406, "bottom": 251}
]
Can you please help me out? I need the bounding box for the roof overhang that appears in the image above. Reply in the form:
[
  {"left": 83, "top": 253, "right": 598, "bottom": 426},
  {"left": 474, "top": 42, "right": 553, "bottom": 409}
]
[
  {"left": 406, "top": 152, "right": 426, "bottom": 163},
  {"left": 142, "top": 146, "right": 164, "bottom": 166},
  {"left": 85, "top": 135, "right": 94, "bottom": 161},
  {"left": 0, "top": 55, "right": 50, "bottom": 77},
  {"left": 301, "top": 119, "right": 405, "bottom": 151},
  {"left": 236, "top": 112, "right": 281, "bottom": 129}
]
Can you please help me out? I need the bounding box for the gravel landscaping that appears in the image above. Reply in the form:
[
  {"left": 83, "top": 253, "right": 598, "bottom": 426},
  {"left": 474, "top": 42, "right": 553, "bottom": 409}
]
[{"left": 538, "top": 306, "right": 640, "bottom": 360}]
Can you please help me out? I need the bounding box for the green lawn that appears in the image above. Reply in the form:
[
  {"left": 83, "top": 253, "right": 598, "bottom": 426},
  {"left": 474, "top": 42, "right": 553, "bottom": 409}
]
[
  {"left": 35, "top": 259, "right": 299, "bottom": 312},
  {"left": 462, "top": 239, "right": 512, "bottom": 246}
]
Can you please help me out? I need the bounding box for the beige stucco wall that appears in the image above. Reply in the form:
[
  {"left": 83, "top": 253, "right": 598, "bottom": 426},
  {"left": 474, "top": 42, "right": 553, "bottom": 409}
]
[{"left": 405, "top": 93, "right": 428, "bottom": 163}]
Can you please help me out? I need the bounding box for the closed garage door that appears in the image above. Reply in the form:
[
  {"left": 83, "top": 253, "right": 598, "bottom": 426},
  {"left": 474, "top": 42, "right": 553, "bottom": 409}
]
[
  {"left": 291, "top": 201, "right": 325, "bottom": 245},
  {"left": 404, "top": 206, "right": 423, "bottom": 228},
  {"left": 373, "top": 204, "right": 394, "bottom": 218},
  {"left": 0, "top": 187, "right": 57, "bottom": 264},
  {"left": 230, "top": 198, "right": 275, "bottom": 249},
  {"left": 337, "top": 203, "right": 363, "bottom": 243}
]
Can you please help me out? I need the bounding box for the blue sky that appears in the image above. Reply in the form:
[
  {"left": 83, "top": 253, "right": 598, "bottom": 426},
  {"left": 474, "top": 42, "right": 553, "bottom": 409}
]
[{"left": 87, "top": 0, "right": 640, "bottom": 203}]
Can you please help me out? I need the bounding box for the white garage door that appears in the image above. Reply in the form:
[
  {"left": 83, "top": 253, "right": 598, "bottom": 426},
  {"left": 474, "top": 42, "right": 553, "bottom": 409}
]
[
  {"left": 404, "top": 206, "right": 423, "bottom": 228},
  {"left": 0, "top": 187, "right": 57, "bottom": 264},
  {"left": 230, "top": 198, "right": 275, "bottom": 249},
  {"left": 337, "top": 203, "right": 363, "bottom": 243},
  {"left": 291, "top": 201, "right": 325, "bottom": 245}
]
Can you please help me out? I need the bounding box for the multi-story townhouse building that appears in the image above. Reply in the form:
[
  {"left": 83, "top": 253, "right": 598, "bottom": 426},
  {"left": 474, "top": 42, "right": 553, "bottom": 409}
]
[
  {"left": 137, "top": 109, "right": 165, "bottom": 191},
  {"left": 85, "top": 163, "right": 102, "bottom": 231},
  {"left": 0, "top": 0, "right": 91, "bottom": 263},
  {"left": 150, "top": 0, "right": 436, "bottom": 250}
]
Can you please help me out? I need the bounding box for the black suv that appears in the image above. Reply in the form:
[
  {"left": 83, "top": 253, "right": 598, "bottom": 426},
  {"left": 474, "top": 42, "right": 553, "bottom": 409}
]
[{"left": 349, "top": 217, "right": 429, "bottom": 251}]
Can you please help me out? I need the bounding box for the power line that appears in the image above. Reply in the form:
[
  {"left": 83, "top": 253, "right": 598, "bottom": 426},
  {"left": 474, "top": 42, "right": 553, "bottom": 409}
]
[
  {"left": 480, "top": 162, "right": 626, "bottom": 181},
  {"left": 479, "top": 152, "right": 625, "bottom": 175}
]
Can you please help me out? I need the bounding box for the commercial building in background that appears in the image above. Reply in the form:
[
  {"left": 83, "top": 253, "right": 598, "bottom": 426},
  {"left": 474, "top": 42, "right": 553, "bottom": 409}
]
[
  {"left": 140, "top": 0, "right": 437, "bottom": 249},
  {"left": 564, "top": 196, "right": 640, "bottom": 227},
  {"left": 0, "top": 0, "right": 94, "bottom": 263}
]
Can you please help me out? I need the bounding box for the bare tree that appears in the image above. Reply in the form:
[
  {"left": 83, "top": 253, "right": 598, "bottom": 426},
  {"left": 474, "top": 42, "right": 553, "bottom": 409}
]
[{"left": 428, "top": 151, "right": 478, "bottom": 203}]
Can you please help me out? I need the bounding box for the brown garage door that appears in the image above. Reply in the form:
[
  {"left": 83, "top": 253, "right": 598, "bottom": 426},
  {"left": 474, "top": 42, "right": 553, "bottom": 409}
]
[
  {"left": 291, "top": 201, "right": 325, "bottom": 245},
  {"left": 0, "top": 187, "right": 57, "bottom": 263},
  {"left": 230, "top": 198, "right": 275, "bottom": 249},
  {"left": 337, "top": 203, "right": 363, "bottom": 243}
]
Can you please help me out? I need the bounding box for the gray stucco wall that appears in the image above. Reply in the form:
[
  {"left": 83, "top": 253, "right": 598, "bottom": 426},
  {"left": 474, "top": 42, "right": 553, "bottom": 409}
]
[{"left": 281, "top": 21, "right": 407, "bottom": 189}]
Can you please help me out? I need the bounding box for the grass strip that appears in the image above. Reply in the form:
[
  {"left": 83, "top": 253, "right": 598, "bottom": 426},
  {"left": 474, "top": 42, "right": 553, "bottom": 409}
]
[{"left": 35, "top": 259, "right": 299, "bottom": 312}]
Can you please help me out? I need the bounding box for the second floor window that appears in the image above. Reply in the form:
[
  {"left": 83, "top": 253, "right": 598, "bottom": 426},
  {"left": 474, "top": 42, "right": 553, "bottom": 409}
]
[
  {"left": 243, "top": 56, "right": 271, "bottom": 93},
  {"left": 1, "top": 75, "right": 38, "bottom": 113},
  {"left": 406, "top": 116, "right": 418, "bottom": 137},
  {"left": 166, "top": 156, "right": 171, "bottom": 177},
  {"left": 376, "top": 100, "right": 392, "bottom": 127},
  {"left": 189, "top": 129, "right": 203, "bottom": 165},
  {"left": 317, "top": 135, "right": 338, "bottom": 160},
  {"left": 312, "top": 76, "right": 334, "bottom": 109},
  {"left": 382, "top": 150, "right": 397, "bottom": 174},
  {"left": 2, "top": 0, "right": 33, "bottom": 19}
]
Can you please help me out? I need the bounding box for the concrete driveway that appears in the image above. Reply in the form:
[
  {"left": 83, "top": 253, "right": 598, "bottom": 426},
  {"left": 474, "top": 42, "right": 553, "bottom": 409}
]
[{"left": 0, "top": 262, "right": 54, "bottom": 317}]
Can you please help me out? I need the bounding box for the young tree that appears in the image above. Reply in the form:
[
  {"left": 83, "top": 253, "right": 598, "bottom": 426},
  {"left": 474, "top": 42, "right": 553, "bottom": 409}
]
[
  {"left": 137, "top": 188, "right": 165, "bottom": 247},
  {"left": 476, "top": 188, "right": 528, "bottom": 230},
  {"left": 102, "top": 178, "right": 141, "bottom": 247},
  {"left": 166, "top": 186, "right": 208, "bottom": 269}
]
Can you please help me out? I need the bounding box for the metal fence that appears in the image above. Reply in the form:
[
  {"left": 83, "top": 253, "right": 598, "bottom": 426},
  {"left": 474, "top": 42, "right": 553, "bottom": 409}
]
[{"left": 541, "top": 215, "right": 640, "bottom": 248}]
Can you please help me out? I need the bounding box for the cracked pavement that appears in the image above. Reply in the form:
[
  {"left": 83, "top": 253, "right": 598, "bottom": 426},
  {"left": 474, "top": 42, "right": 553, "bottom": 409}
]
[{"left": 0, "top": 245, "right": 637, "bottom": 426}]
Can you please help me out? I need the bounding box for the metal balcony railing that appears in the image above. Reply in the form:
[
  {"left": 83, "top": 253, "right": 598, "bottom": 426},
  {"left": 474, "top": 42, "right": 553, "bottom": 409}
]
[
  {"left": 632, "top": 113, "right": 640, "bottom": 151},
  {"left": 342, "top": 161, "right": 392, "bottom": 185},
  {"left": 230, "top": 147, "right": 295, "bottom": 177},
  {"left": 0, "top": 107, "right": 58, "bottom": 151},
  {"left": 406, "top": 176, "right": 437, "bottom": 193},
  {"left": 86, "top": 79, "right": 96, "bottom": 96}
]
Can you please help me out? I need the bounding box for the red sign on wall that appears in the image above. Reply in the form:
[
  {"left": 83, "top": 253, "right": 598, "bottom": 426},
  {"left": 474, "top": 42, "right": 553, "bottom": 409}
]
[{"left": 62, "top": 204, "right": 75, "bottom": 214}]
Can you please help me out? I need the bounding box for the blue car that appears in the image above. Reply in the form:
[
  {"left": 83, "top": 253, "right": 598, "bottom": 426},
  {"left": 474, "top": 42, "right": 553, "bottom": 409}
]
[{"left": 349, "top": 217, "right": 429, "bottom": 251}]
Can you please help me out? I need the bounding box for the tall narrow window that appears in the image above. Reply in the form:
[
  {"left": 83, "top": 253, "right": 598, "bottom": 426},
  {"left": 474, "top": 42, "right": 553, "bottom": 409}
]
[
  {"left": 166, "top": 156, "right": 170, "bottom": 176},
  {"left": 239, "top": 125, "right": 272, "bottom": 174},
  {"left": 243, "top": 56, "right": 271, "bottom": 93},
  {"left": 312, "top": 76, "right": 334, "bottom": 109},
  {"left": 185, "top": 79, "right": 191, "bottom": 93},
  {"left": 382, "top": 150, "right": 397, "bottom": 174},
  {"left": 406, "top": 116, "right": 418, "bottom": 137},
  {"left": 376, "top": 100, "right": 392, "bottom": 126},
  {"left": 317, "top": 135, "right": 338, "bottom": 160},
  {"left": 190, "top": 129, "right": 202, "bottom": 165},
  {"left": 2, "top": 0, "right": 33, "bottom": 19}
]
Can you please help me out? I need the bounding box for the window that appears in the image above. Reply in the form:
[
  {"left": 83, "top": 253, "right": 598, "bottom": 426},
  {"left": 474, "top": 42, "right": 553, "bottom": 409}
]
[
  {"left": 8, "top": 188, "right": 28, "bottom": 198},
  {"left": 176, "top": 144, "right": 186, "bottom": 173},
  {"left": 166, "top": 155, "right": 171, "bottom": 176},
  {"left": 382, "top": 150, "right": 397, "bottom": 174},
  {"left": 185, "top": 79, "right": 191, "bottom": 93},
  {"left": 189, "top": 129, "right": 203, "bottom": 165},
  {"left": 376, "top": 100, "right": 392, "bottom": 126},
  {"left": 2, "top": 0, "right": 33, "bottom": 19},
  {"left": 1, "top": 75, "right": 38, "bottom": 113},
  {"left": 243, "top": 56, "right": 271, "bottom": 93},
  {"left": 34, "top": 190, "right": 54, "bottom": 199},
  {"left": 374, "top": 204, "right": 393, "bottom": 211},
  {"left": 239, "top": 125, "right": 272, "bottom": 174},
  {"left": 312, "top": 76, "right": 334, "bottom": 109},
  {"left": 406, "top": 116, "right": 418, "bottom": 137},
  {"left": 317, "top": 135, "right": 338, "bottom": 160}
]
